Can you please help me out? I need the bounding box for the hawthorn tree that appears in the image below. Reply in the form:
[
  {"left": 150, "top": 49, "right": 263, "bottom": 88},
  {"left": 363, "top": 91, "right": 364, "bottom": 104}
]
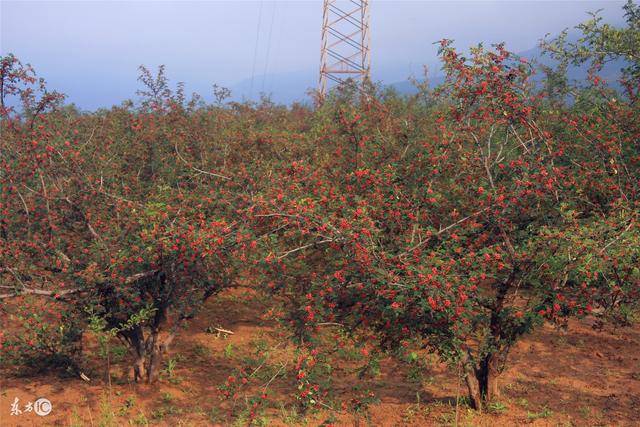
[
  {"left": 538, "top": 0, "right": 640, "bottom": 326},
  {"left": 541, "top": 0, "right": 639, "bottom": 103},
  {"left": 0, "top": 61, "right": 261, "bottom": 382},
  {"left": 255, "top": 37, "right": 638, "bottom": 410}
]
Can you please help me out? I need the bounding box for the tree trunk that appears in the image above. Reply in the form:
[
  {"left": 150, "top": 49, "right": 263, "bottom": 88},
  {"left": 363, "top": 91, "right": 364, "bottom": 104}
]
[
  {"left": 147, "top": 335, "right": 162, "bottom": 384},
  {"left": 463, "top": 364, "right": 482, "bottom": 412},
  {"left": 463, "top": 351, "right": 502, "bottom": 411},
  {"left": 478, "top": 352, "right": 501, "bottom": 403},
  {"left": 477, "top": 270, "right": 513, "bottom": 405},
  {"left": 133, "top": 352, "right": 146, "bottom": 383},
  {"left": 485, "top": 353, "right": 501, "bottom": 401},
  {"left": 128, "top": 326, "right": 147, "bottom": 383}
]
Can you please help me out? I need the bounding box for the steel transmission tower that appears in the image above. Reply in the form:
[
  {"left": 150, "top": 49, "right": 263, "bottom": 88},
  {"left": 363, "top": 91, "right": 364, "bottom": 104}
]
[{"left": 319, "top": 0, "right": 371, "bottom": 98}]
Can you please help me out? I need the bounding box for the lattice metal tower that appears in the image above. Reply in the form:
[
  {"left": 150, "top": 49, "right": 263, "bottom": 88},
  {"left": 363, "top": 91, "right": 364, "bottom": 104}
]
[{"left": 319, "top": 0, "right": 371, "bottom": 98}]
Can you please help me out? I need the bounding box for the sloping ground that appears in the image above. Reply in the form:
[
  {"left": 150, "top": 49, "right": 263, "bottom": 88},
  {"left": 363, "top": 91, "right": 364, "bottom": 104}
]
[{"left": 1, "top": 290, "right": 639, "bottom": 427}]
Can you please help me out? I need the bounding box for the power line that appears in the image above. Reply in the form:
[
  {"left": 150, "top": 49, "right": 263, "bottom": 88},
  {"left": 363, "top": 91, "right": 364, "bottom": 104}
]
[
  {"left": 249, "top": 0, "right": 265, "bottom": 101},
  {"left": 267, "top": 1, "right": 286, "bottom": 95},
  {"left": 261, "top": 1, "right": 278, "bottom": 94}
]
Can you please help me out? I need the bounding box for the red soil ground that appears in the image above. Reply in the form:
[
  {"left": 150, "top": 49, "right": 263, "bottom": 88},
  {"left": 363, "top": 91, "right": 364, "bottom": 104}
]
[{"left": 1, "top": 290, "right": 639, "bottom": 426}]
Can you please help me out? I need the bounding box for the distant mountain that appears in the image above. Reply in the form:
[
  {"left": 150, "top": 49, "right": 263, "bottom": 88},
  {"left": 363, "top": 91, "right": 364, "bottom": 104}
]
[
  {"left": 227, "top": 63, "right": 430, "bottom": 104},
  {"left": 388, "top": 74, "right": 445, "bottom": 96},
  {"left": 227, "top": 41, "right": 628, "bottom": 105},
  {"left": 518, "top": 44, "right": 626, "bottom": 89},
  {"left": 228, "top": 69, "right": 317, "bottom": 105},
  {"left": 385, "top": 45, "right": 627, "bottom": 96}
]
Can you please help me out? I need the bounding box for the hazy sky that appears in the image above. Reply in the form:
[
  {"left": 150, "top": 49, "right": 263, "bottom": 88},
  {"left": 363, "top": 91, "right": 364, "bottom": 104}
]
[{"left": 0, "top": 1, "right": 629, "bottom": 109}]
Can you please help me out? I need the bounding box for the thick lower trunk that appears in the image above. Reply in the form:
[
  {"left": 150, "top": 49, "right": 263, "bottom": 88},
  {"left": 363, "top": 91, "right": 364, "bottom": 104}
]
[
  {"left": 476, "top": 271, "right": 512, "bottom": 405},
  {"left": 148, "top": 324, "right": 180, "bottom": 383},
  {"left": 463, "top": 352, "right": 502, "bottom": 411},
  {"left": 147, "top": 341, "right": 162, "bottom": 384},
  {"left": 127, "top": 326, "right": 147, "bottom": 383},
  {"left": 463, "top": 365, "right": 483, "bottom": 411},
  {"left": 482, "top": 354, "right": 500, "bottom": 402},
  {"left": 128, "top": 331, "right": 163, "bottom": 383},
  {"left": 133, "top": 353, "right": 146, "bottom": 382}
]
